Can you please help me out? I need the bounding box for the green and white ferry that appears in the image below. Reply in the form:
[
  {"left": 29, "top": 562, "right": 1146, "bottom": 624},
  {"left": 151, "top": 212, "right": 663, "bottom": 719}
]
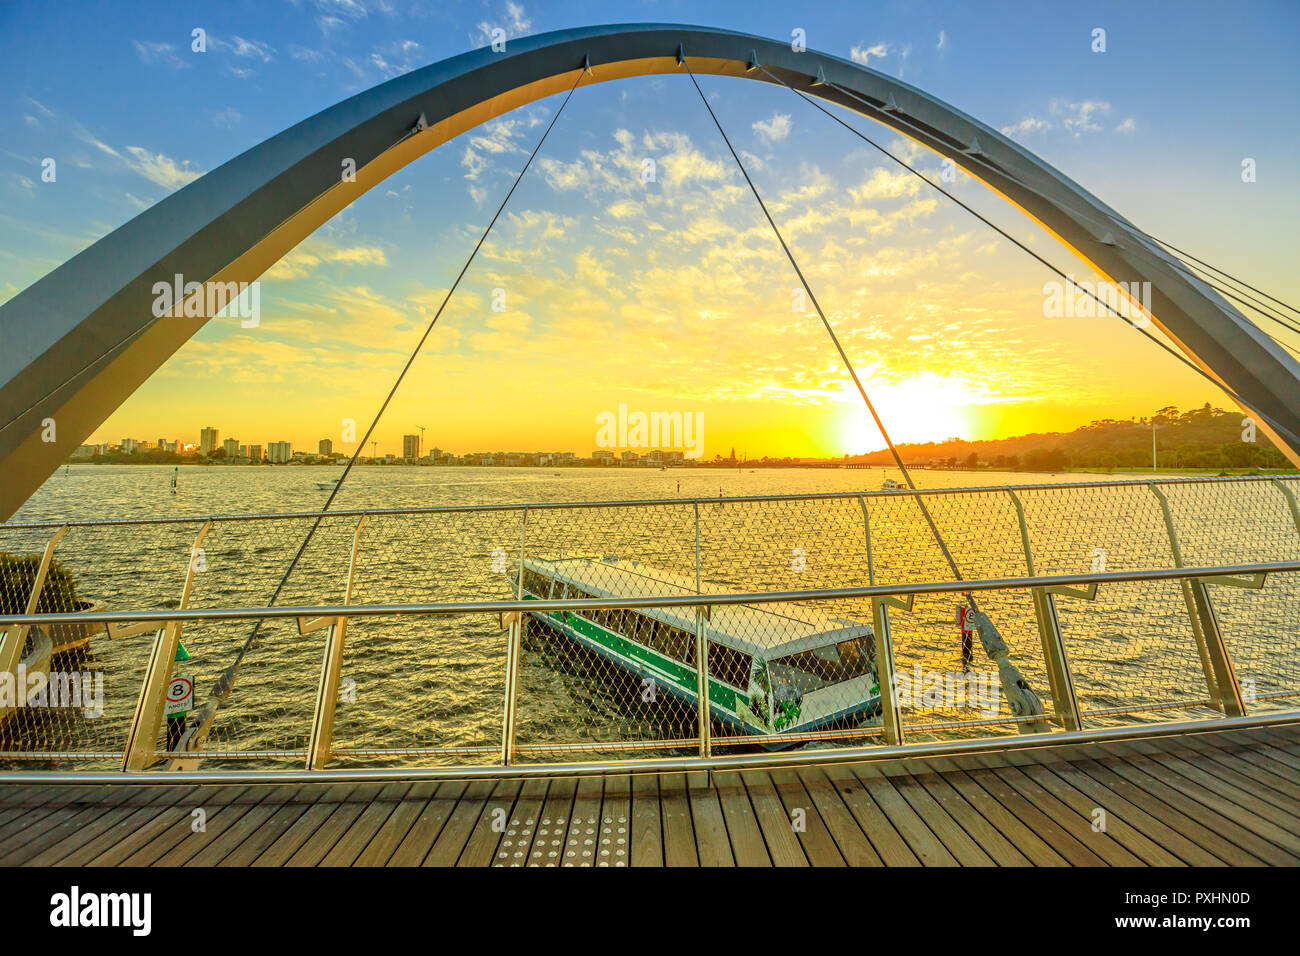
[{"left": 510, "top": 556, "right": 882, "bottom": 746}]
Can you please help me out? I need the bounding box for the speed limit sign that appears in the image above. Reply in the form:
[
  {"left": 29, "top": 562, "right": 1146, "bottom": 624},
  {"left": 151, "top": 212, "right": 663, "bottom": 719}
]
[{"left": 165, "top": 674, "right": 193, "bottom": 717}]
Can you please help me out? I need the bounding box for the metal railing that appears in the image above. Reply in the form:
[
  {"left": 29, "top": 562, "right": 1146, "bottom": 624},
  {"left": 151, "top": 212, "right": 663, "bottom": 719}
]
[{"left": 0, "top": 473, "right": 1296, "bottom": 773}]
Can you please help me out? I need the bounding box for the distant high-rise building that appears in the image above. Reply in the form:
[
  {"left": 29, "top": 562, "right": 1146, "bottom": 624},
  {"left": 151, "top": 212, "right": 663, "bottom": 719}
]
[
  {"left": 200, "top": 427, "right": 218, "bottom": 456},
  {"left": 403, "top": 434, "right": 420, "bottom": 459},
  {"left": 319, "top": 438, "right": 333, "bottom": 456},
  {"left": 121, "top": 438, "right": 138, "bottom": 453},
  {"left": 222, "top": 438, "right": 240, "bottom": 458},
  {"left": 246, "top": 444, "right": 263, "bottom": 462},
  {"left": 268, "top": 441, "right": 293, "bottom": 463}
]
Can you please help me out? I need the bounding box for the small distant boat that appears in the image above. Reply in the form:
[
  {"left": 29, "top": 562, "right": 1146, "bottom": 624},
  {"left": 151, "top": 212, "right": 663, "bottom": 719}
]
[
  {"left": 315, "top": 478, "right": 340, "bottom": 490},
  {"left": 881, "top": 478, "right": 902, "bottom": 490},
  {"left": 510, "top": 557, "right": 882, "bottom": 747}
]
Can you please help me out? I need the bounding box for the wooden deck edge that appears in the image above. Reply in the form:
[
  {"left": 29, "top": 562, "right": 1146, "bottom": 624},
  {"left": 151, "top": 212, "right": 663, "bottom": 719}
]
[{"left": 2, "top": 710, "right": 1298, "bottom": 788}]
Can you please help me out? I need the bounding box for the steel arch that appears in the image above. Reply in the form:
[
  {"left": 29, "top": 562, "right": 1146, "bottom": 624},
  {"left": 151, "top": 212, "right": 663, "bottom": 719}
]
[{"left": 1, "top": 22, "right": 1296, "bottom": 518}]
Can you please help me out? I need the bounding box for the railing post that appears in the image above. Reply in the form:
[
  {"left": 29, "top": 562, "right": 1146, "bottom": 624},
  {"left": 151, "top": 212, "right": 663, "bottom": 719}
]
[
  {"left": 122, "top": 520, "right": 211, "bottom": 771},
  {"left": 693, "top": 502, "right": 710, "bottom": 756},
  {"left": 306, "top": 514, "right": 367, "bottom": 770},
  {"left": 500, "top": 507, "right": 528, "bottom": 766},
  {"left": 1007, "top": 490, "right": 1082, "bottom": 731},
  {"left": 0, "top": 524, "right": 68, "bottom": 715},
  {"left": 1147, "top": 483, "right": 1244, "bottom": 715},
  {"left": 859, "top": 496, "right": 905, "bottom": 744},
  {"left": 870, "top": 596, "right": 905, "bottom": 745}
]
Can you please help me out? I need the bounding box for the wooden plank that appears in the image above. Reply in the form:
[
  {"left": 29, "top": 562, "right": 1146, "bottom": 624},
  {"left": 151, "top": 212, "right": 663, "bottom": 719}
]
[
  {"left": 17, "top": 786, "right": 188, "bottom": 866},
  {"left": 517, "top": 776, "right": 576, "bottom": 868},
  {"left": 629, "top": 773, "right": 662, "bottom": 866},
  {"left": 1136, "top": 739, "right": 1300, "bottom": 825},
  {"left": 352, "top": 782, "right": 439, "bottom": 867},
  {"left": 794, "top": 767, "right": 880, "bottom": 866},
  {"left": 877, "top": 768, "right": 995, "bottom": 866},
  {"left": 769, "top": 768, "right": 845, "bottom": 866},
  {"left": 1029, "top": 759, "right": 1226, "bottom": 866},
  {"left": 82, "top": 785, "right": 252, "bottom": 867},
  {"left": 902, "top": 768, "right": 1031, "bottom": 866},
  {"left": 281, "top": 785, "right": 383, "bottom": 867},
  {"left": 741, "top": 770, "right": 807, "bottom": 866},
  {"left": 149, "top": 786, "right": 291, "bottom": 867},
  {"left": 423, "top": 779, "right": 500, "bottom": 866},
  {"left": 686, "top": 771, "right": 734, "bottom": 867},
  {"left": 846, "top": 766, "right": 959, "bottom": 866},
  {"left": 1165, "top": 733, "right": 1300, "bottom": 797},
  {"left": 0, "top": 786, "right": 159, "bottom": 865},
  {"left": 820, "top": 765, "right": 920, "bottom": 866},
  {"left": 185, "top": 785, "right": 303, "bottom": 866},
  {"left": 597, "top": 774, "right": 631, "bottom": 868},
  {"left": 958, "top": 765, "right": 1106, "bottom": 866},
  {"left": 493, "top": 777, "right": 548, "bottom": 867},
  {"left": 712, "top": 770, "right": 770, "bottom": 867},
  {"left": 458, "top": 778, "right": 523, "bottom": 868},
  {"left": 219, "top": 783, "right": 354, "bottom": 867},
  {"left": 1114, "top": 742, "right": 1300, "bottom": 851},
  {"left": 249, "top": 783, "right": 361, "bottom": 867},
  {"left": 928, "top": 762, "right": 1067, "bottom": 866},
  {"left": 320, "top": 783, "right": 413, "bottom": 867},
  {"left": 1080, "top": 753, "right": 1294, "bottom": 865},
  {"left": 1010, "top": 759, "right": 1184, "bottom": 866},
  {"left": 559, "top": 775, "right": 603, "bottom": 867},
  {"left": 657, "top": 772, "right": 697, "bottom": 867}
]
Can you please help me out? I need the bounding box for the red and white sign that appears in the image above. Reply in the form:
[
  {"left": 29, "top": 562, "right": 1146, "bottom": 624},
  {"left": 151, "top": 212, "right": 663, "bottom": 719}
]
[
  {"left": 956, "top": 605, "right": 975, "bottom": 634},
  {"left": 165, "top": 674, "right": 193, "bottom": 717}
]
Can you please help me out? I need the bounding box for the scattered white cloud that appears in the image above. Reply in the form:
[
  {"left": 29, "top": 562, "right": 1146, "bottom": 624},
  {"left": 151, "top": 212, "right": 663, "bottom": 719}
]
[
  {"left": 850, "top": 42, "right": 889, "bottom": 66},
  {"left": 131, "top": 40, "right": 188, "bottom": 69},
  {"left": 1052, "top": 98, "right": 1112, "bottom": 136},
  {"left": 473, "top": 1, "right": 532, "bottom": 46},
  {"left": 1114, "top": 116, "right": 1137, "bottom": 134},
  {"left": 937, "top": 30, "right": 947, "bottom": 51},
  {"left": 752, "top": 112, "right": 792, "bottom": 144},
  {"left": 999, "top": 115, "right": 1051, "bottom": 138},
  {"left": 121, "top": 147, "right": 203, "bottom": 190}
]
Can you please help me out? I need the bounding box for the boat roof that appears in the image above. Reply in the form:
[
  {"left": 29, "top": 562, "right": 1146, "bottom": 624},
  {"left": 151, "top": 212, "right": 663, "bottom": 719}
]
[{"left": 521, "top": 555, "right": 873, "bottom": 659}]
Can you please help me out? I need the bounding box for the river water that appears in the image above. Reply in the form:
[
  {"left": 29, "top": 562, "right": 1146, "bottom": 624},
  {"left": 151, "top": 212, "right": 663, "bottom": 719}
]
[{"left": 3, "top": 465, "right": 1297, "bottom": 768}]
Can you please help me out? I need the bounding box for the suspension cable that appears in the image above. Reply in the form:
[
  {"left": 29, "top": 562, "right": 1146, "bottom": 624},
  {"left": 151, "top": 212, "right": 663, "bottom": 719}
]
[
  {"left": 212, "top": 64, "right": 589, "bottom": 689},
  {"left": 758, "top": 64, "right": 1300, "bottom": 451},
  {"left": 680, "top": 57, "right": 975, "bottom": 603}
]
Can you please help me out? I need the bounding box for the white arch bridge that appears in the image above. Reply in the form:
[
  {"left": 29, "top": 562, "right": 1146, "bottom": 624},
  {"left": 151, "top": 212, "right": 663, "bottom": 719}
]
[{"left": 1, "top": 22, "right": 1298, "bottom": 519}]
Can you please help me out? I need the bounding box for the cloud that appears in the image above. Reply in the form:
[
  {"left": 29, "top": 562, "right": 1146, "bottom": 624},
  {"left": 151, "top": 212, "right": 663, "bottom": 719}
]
[
  {"left": 1114, "top": 117, "right": 1137, "bottom": 134},
  {"left": 752, "top": 112, "right": 792, "bottom": 143},
  {"left": 999, "top": 115, "right": 1051, "bottom": 138},
  {"left": 850, "top": 42, "right": 889, "bottom": 65},
  {"left": 121, "top": 147, "right": 203, "bottom": 190},
  {"left": 473, "top": 1, "right": 531, "bottom": 46},
  {"left": 937, "top": 30, "right": 947, "bottom": 51},
  {"left": 213, "top": 36, "right": 276, "bottom": 62},
  {"left": 265, "top": 241, "right": 388, "bottom": 280},
  {"left": 131, "top": 40, "right": 188, "bottom": 69},
  {"left": 1051, "top": 98, "right": 1112, "bottom": 136}
]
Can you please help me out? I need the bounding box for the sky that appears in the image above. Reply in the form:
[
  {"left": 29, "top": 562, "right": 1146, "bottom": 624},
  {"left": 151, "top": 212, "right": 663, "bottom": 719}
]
[{"left": 2, "top": 0, "right": 1297, "bottom": 459}]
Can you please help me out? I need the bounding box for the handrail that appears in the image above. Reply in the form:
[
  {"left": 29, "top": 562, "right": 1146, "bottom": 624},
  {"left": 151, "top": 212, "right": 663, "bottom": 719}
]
[
  {"left": 2, "top": 559, "right": 1294, "bottom": 626},
  {"left": 2, "top": 472, "right": 1296, "bottom": 531}
]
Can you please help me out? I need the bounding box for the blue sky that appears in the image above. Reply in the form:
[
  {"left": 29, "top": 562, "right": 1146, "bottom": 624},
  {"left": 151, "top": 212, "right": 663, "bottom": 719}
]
[{"left": 2, "top": 0, "right": 1297, "bottom": 456}]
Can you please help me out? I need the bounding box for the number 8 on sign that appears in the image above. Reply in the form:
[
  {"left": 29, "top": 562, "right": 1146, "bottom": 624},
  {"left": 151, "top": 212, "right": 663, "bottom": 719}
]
[{"left": 165, "top": 674, "right": 194, "bottom": 717}]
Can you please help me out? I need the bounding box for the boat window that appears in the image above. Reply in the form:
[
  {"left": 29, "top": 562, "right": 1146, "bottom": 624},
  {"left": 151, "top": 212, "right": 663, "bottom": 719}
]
[
  {"left": 708, "top": 642, "right": 752, "bottom": 690},
  {"left": 648, "top": 620, "right": 695, "bottom": 665},
  {"left": 769, "top": 637, "right": 872, "bottom": 696}
]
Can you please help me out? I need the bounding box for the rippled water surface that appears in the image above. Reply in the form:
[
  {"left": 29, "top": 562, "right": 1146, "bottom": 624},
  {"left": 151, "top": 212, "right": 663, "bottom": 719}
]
[{"left": 4, "top": 465, "right": 1298, "bottom": 768}]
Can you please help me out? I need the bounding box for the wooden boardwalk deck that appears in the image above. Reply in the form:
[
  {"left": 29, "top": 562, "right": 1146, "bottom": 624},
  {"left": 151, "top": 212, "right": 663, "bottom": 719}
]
[{"left": 4, "top": 720, "right": 1300, "bottom": 866}]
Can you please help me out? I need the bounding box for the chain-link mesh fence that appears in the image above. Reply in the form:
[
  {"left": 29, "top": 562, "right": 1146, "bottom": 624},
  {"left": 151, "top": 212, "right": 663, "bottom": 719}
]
[{"left": 0, "top": 475, "right": 1296, "bottom": 771}]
